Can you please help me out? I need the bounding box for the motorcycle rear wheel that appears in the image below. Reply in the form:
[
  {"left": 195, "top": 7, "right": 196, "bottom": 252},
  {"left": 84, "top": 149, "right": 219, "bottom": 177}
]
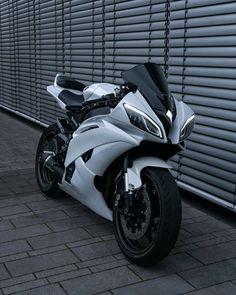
[
  {"left": 35, "top": 123, "right": 65, "bottom": 198},
  {"left": 113, "top": 167, "right": 181, "bottom": 266}
]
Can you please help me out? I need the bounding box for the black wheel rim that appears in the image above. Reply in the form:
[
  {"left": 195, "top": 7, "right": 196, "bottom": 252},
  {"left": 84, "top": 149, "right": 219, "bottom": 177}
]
[
  {"left": 37, "top": 132, "right": 56, "bottom": 187},
  {"left": 114, "top": 171, "right": 161, "bottom": 255}
]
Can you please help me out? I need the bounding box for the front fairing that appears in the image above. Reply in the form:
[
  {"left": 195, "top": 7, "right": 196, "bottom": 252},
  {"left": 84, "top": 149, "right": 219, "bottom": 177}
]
[
  {"left": 109, "top": 90, "right": 194, "bottom": 146},
  {"left": 110, "top": 91, "right": 168, "bottom": 144}
]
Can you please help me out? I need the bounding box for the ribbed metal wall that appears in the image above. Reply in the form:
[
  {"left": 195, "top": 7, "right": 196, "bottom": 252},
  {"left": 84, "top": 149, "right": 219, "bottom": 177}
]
[{"left": 0, "top": 0, "right": 235, "bottom": 208}]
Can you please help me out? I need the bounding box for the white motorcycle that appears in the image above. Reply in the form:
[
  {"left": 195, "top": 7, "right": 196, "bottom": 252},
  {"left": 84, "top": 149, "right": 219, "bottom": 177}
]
[{"left": 35, "top": 63, "right": 195, "bottom": 266}]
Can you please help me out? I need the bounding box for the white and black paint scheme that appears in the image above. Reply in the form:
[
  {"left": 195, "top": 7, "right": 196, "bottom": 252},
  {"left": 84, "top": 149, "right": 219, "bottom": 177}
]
[{"left": 36, "top": 63, "right": 195, "bottom": 266}]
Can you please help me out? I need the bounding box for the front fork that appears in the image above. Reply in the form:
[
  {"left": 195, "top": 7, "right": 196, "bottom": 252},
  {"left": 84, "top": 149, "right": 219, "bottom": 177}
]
[
  {"left": 123, "top": 152, "right": 129, "bottom": 192},
  {"left": 114, "top": 153, "right": 136, "bottom": 213}
]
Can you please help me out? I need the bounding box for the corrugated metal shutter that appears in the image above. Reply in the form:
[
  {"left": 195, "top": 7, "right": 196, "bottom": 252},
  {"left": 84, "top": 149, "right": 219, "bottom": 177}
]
[
  {"left": 0, "top": 0, "right": 235, "bottom": 207},
  {"left": 177, "top": 0, "right": 236, "bottom": 205},
  {"left": 93, "top": 0, "right": 105, "bottom": 82},
  {"left": 105, "top": 0, "right": 152, "bottom": 84},
  {"left": 16, "top": 0, "right": 36, "bottom": 118},
  {"left": 0, "top": 1, "right": 15, "bottom": 111},
  {"left": 104, "top": 0, "right": 167, "bottom": 84},
  {"left": 166, "top": 0, "right": 186, "bottom": 178},
  {"left": 36, "top": 0, "right": 65, "bottom": 124},
  {"left": 69, "top": 1, "right": 94, "bottom": 83}
]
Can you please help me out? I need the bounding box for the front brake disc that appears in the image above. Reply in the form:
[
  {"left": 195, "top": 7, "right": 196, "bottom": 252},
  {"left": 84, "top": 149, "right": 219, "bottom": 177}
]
[{"left": 120, "top": 189, "right": 151, "bottom": 240}]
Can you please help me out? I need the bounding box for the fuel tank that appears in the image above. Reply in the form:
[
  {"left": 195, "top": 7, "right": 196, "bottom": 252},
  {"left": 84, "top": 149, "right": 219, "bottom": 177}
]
[{"left": 83, "top": 83, "right": 118, "bottom": 101}]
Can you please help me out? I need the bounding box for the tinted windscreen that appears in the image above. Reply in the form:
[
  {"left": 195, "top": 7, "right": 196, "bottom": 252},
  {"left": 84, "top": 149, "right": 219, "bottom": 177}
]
[{"left": 122, "top": 63, "right": 171, "bottom": 113}]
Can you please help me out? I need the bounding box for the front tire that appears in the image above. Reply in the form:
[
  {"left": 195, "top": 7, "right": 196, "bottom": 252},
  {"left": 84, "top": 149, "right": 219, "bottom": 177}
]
[
  {"left": 35, "top": 123, "right": 65, "bottom": 198},
  {"left": 113, "top": 167, "right": 181, "bottom": 266}
]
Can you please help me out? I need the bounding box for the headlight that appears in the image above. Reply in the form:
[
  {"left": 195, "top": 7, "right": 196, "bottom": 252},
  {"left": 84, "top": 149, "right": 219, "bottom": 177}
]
[
  {"left": 180, "top": 114, "right": 195, "bottom": 141},
  {"left": 124, "top": 104, "right": 163, "bottom": 138}
]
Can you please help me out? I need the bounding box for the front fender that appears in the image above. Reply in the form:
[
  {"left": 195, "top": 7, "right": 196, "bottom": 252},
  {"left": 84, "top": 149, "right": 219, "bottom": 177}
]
[{"left": 127, "top": 157, "right": 171, "bottom": 189}]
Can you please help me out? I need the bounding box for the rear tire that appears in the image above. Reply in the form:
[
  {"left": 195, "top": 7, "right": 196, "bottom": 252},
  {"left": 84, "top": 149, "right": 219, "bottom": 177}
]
[
  {"left": 35, "top": 124, "right": 65, "bottom": 198},
  {"left": 113, "top": 167, "right": 181, "bottom": 266}
]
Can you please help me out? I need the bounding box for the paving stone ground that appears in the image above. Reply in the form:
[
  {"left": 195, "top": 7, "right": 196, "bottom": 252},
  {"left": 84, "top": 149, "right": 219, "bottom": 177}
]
[{"left": 0, "top": 109, "right": 235, "bottom": 295}]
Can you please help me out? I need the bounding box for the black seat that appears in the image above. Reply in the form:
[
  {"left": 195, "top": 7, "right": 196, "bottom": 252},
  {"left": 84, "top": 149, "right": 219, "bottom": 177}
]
[
  {"left": 58, "top": 90, "right": 85, "bottom": 107},
  {"left": 56, "top": 75, "right": 86, "bottom": 92}
]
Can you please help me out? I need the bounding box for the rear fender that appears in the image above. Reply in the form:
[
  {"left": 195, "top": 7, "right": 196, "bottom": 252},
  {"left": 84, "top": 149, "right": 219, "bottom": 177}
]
[{"left": 127, "top": 157, "right": 171, "bottom": 189}]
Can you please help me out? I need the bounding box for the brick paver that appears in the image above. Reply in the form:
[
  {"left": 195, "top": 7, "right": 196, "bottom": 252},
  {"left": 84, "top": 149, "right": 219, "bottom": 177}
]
[{"left": 0, "top": 109, "right": 235, "bottom": 294}]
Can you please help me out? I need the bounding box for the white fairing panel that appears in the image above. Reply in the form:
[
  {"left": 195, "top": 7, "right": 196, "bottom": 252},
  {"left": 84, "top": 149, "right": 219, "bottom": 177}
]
[
  {"left": 65, "top": 119, "right": 139, "bottom": 168},
  {"left": 60, "top": 157, "right": 113, "bottom": 220},
  {"left": 47, "top": 85, "right": 66, "bottom": 110},
  {"left": 168, "top": 99, "right": 194, "bottom": 144},
  {"left": 61, "top": 117, "right": 140, "bottom": 220},
  {"left": 47, "top": 84, "right": 83, "bottom": 110}
]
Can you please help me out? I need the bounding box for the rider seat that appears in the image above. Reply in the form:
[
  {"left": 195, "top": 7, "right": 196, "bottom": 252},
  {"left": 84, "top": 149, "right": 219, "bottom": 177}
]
[
  {"left": 56, "top": 75, "right": 86, "bottom": 107},
  {"left": 58, "top": 90, "right": 85, "bottom": 108}
]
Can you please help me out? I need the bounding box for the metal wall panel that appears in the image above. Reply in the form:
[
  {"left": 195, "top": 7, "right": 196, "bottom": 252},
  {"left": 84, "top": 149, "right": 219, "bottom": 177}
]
[
  {"left": 0, "top": 0, "right": 235, "bottom": 208},
  {"left": 177, "top": 0, "right": 236, "bottom": 205}
]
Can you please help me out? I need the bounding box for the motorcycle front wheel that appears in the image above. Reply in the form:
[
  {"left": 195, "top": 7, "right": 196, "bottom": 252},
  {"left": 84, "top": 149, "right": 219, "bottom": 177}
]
[{"left": 113, "top": 167, "right": 181, "bottom": 267}]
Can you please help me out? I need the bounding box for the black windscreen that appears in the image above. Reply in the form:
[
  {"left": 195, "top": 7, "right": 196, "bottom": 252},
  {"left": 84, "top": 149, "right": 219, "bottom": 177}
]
[{"left": 121, "top": 63, "right": 170, "bottom": 113}]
